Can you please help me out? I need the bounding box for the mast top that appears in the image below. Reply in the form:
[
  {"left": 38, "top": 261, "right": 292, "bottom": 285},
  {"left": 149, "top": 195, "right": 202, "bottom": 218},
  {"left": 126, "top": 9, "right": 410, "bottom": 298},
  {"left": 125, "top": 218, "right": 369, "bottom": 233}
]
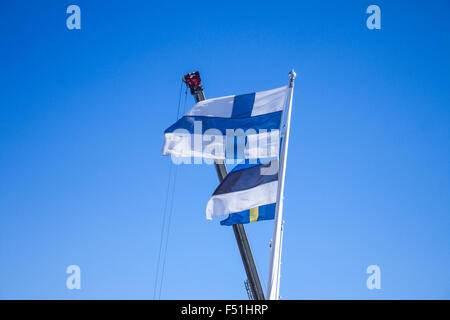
[
  {"left": 183, "top": 71, "right": 205, "bottom": 102},
  {"left": 183, "top": 71, "right": 203, "bottom": 93},
  {"left": 288, "top": 69, "right": 296, "bottom": 87}
]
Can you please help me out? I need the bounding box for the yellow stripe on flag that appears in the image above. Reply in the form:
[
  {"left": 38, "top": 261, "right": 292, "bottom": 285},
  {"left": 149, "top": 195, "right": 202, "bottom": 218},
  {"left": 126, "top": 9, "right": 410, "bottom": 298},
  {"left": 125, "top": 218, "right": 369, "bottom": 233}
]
[{"left": 249, "top": 207, "right": 259, "bottom": 222}]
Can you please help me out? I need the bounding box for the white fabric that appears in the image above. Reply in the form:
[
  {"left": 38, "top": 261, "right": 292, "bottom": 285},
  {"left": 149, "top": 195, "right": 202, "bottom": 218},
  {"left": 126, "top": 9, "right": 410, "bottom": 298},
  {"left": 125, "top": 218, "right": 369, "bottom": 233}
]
[
  {"left": 184, "top": 86, "right": 288, "bottom": 119},
  {"left": 162, "top": 132, "right": 225, "bottom": 159},
  {"left": 251, "top": 86, "right": 288, "bottom": 117},
  {"left": 206, "top": 180, "right": 278, "bottom": 219},
  {"left": 244, "top": 129, "right": 280, "bottom": 159},
  {"left": 185, "top": 95, "right": 235, "bottom": 118}
]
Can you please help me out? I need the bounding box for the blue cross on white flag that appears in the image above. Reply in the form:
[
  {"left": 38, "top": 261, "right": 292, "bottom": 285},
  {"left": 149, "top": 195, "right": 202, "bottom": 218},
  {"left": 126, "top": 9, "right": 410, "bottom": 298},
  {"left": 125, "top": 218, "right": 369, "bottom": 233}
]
[{"left": 162, "top": 86, "right": 288, "bottom": 160}]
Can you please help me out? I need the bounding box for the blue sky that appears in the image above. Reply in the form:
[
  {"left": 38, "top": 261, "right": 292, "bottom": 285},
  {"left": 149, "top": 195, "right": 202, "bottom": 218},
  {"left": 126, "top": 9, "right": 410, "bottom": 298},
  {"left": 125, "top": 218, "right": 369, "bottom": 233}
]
[{"left": 0, "top": 0, "right": 449, "bottom": 299}]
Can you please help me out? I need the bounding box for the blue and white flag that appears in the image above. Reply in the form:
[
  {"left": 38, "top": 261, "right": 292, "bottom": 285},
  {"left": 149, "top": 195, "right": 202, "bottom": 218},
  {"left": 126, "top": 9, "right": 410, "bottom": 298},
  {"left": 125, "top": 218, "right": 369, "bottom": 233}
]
[
  {"left": 162, "top": 86, "right": 288, "bottom": 160},
  {"left": 206, "top": 160, "right": 278, "bottom": 220}
]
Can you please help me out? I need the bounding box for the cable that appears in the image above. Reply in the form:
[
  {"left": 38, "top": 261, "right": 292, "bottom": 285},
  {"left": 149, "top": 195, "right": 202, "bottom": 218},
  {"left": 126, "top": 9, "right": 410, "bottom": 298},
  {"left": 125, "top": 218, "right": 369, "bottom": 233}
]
[
  {"left": 153, "top": 80, "right": 185, "bottom": 299},
  {"left": 153, "top": 162, "right": 172, "bottom": 299},
  {"left": 157, "top": 87, "right": 188, "bottom": 299}
]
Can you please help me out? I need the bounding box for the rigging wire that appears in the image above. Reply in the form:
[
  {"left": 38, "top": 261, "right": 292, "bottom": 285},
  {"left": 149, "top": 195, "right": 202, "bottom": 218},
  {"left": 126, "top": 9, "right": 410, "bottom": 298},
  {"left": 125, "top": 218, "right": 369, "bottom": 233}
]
[
  {"left": 152, "top": 161, "right": 172, "bottom": 299},
  {"left": 157, "top": 88, "right": 188, "bottom": 299},
  {"left": 153, "top": 80, "right": 185, "bottom": 299}
]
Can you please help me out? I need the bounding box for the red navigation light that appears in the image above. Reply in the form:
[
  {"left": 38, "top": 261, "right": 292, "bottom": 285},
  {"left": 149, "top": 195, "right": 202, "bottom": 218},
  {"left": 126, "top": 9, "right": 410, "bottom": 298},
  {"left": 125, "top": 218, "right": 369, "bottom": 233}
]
[{"left": 183, "top": 71, "right": 202, "bottom": 89}]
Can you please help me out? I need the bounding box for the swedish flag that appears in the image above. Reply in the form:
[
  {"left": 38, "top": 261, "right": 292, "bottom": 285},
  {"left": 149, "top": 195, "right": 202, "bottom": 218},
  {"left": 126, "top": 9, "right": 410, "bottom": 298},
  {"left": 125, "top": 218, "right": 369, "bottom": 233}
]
[{"left": 220, "top": 203, "right": 276, "bottom": 226}]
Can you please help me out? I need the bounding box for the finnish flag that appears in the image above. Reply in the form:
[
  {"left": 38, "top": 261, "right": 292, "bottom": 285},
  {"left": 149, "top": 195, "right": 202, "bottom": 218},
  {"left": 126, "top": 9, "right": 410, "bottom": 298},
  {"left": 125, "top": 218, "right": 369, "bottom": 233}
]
[
  {"left": 206, "top": 160, "right": 278, "bottom": 220},
  {"left": 162, "top": 86, "right": 288, "bottom": 159}
]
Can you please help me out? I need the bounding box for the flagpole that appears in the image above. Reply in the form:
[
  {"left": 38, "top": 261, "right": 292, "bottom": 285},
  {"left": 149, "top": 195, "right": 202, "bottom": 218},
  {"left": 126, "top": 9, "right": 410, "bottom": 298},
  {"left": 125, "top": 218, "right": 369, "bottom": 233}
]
[{"left": 267, "top": 69, "right": 296, "bottom": 300}]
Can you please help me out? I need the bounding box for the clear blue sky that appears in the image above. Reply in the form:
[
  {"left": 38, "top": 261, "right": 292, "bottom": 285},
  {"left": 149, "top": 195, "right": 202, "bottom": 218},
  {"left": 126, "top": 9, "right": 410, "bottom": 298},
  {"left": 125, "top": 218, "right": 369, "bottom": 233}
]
[{"left": 1, "top": 0, "right": 449, "bottom": 299}]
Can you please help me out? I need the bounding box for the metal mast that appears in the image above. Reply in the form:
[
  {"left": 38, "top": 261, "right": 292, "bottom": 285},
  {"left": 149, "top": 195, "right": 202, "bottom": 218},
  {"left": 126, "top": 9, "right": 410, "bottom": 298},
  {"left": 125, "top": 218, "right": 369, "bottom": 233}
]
[
  {"left": 183, "top": 71, "right": 265, "bottom": 300},
  {"left": 266, "top": 69, "right": 296, "bottom": 300}
]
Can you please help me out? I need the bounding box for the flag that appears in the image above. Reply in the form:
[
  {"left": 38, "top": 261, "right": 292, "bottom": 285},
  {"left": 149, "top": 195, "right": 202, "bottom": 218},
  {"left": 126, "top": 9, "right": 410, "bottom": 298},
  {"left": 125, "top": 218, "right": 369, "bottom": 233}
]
[
  {"left": 206, "top": 160, "right": 278, "bottom": 220},
  {"left": 220, "top": 203, "right": 276, "bottom": 226},
  {"left": 162, "top": 86, "right": 288, "bottom": 159}
]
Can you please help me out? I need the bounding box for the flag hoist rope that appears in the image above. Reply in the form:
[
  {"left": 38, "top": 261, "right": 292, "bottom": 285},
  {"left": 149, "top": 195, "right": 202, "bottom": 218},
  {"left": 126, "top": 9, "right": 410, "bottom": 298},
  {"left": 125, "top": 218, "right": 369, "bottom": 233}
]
[{"left": 266, "top": 69, "right": 296, "bottom": 300}]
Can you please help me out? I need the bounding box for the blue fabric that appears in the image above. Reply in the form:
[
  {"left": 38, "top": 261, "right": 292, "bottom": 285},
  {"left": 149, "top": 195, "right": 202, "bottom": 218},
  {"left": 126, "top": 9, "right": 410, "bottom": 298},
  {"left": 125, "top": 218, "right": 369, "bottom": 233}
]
[
  {"left": 220, "top": 203, "right": 276, "bottom": 226},
  {"left": 231, "top": 159, "right": 274, "bottom": 172},
  {"left": 231, "top": 93, "right": 255, "bottom": 118},
  {"left": 164, "top": 111, "right": 282, "bottom": 135},
  {"left": 213, "top": 161, "right": 278, "bottom": 195}
]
